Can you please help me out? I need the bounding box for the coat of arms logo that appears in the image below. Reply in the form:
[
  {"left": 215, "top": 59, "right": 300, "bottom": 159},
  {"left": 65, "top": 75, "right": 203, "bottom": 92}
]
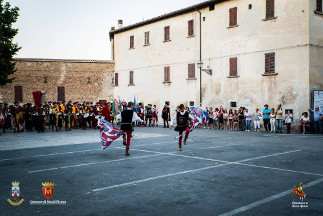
[
  {"left": 7, "top": 181, "right": 24, "bottom": 206},
  {"left": 42, "top": 182, "right": 55, "bottom": 199}
]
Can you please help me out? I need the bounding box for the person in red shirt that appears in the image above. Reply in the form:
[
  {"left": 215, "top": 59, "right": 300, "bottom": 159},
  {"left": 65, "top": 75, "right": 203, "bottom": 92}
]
[{"left": 102, "top": 102, "right": 111, "bottom": 122}]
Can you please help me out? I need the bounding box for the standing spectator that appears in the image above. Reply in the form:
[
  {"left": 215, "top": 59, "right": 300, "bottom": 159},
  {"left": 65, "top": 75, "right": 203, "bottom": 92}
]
[
  {"left": 204, "top": 107, "right": 209, "bottom": 128},
  {"left": 218, "top": 106, "right": 224, "bottom": 129},
  {"left": 162, "top": 102, "right": 170, "bottom": 128},
  {"left": 244, "top": 108, "right": 252, "bottom": 132},
  {"left": 213, "top": 108, "right": 219, "bottom": 129},
  {"left": 262, "top": 104, "right": 271, "bottom": 132},
  {"left": 233, "top": 110, "right": 239, "bottom": 131},
  {"left": 152, "top": 105, "right": 158, "bottom": 126},
  {"left": 269, "top": 108, "right": 276, "bottom": 133},
  {"left": 137, "top": 102, "right": 144, "bottom": 127},
  {"left": 208, "top": 107, "right": 214, "bottom": 129},
  {"left": 308, "top": 106, "right": 323, "bottom": 134},
  {"left": 253, "top": 108, "right": 262, "bottom": 132},
  {"left": 145, "top": 104, "right": 153, "bottom": 127},
  {"left": 298, "top": 112, "right": 310, "bottom": 134},
  {"left": 285, "top": 110, "right": 293, "bottom": 134},
  {"left": 275, "top": 104, "right": 283, "bottom": 133},
  {"left": 223, "top": 109, "right": 229, "bottom": 130},
  {"left": 228, "top": 109, "right": 234, "bottom": 130},
  {"left": 238, "top": 107, "right": 245, "bottom": 131}
]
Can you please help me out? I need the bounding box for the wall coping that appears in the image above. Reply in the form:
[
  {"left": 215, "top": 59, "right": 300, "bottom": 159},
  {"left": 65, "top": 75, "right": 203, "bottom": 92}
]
[{"left": 13, "top": 58, "right": 114, "bottom": 64}]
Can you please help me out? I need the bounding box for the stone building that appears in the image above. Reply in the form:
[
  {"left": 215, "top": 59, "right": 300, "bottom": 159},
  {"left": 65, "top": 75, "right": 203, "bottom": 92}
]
[
  {"left": 109, "top": 0, "right": 323, "bottom": 121},
  {"left": 0, "top": 58, "right": 115, "bottom": 104}
]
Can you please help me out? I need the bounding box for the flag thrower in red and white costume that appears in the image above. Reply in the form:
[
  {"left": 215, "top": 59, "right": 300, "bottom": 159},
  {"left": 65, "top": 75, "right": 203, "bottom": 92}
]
[{"left": 170, "top": 104, "right": 193, "bottom": 151}]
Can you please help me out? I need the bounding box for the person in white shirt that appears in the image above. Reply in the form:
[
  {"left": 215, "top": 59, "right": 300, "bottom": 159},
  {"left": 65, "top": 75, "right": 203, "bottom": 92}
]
[
  {"left": 284, "top": 110, "right": 293, "bottom": 134},
  {"left": 253, "top": 108, "right": 262, "bottom": 132},
  {"left": 244, "top": 108, "right": 252, "bottom": 131},
  {"left": 298, "top": 112, "right": 310, "bottom": 134},
  {"left": 170, "top": 104, "right": 193, "bottom": 151},
  {"left": 269, "top": 108, "right": 276, "bottom": 133}
]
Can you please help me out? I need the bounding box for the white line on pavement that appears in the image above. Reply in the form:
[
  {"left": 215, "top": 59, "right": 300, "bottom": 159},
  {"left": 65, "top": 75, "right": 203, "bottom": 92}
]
[
  {"left": 91, "top": 149, "right": 306, "bottom": 192},
  {"left": 0, "top": 149, "right": 102, "bottom": 162},
  {"left": 134, "top": 140, "right": 178, "bottom": 147},
  {"left": 196, "top": 143, "right": 241, "bottom": 150},
  {"left": 237, "top": 150, "right": 301, "bottom": 162},
  {"left": 236, "top": 163, "right": 323, "bottom": 177},
  {"left": 218, "top": 177, "right": 323, "bottom": 216},
  {"left": 92, "top": 163, "right": 229, "bottom": 192},
  {"left": 28, "top": 153, "right": 164, "bottom": 173}
]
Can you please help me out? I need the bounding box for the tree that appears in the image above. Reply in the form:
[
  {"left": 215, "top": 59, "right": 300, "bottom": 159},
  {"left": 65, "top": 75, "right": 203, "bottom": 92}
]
[{"left": 0, "top": 0, "right": 21, "bottom": 86}]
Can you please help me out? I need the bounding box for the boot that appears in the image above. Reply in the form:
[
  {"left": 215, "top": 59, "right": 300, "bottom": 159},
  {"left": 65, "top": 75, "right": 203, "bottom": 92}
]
[{"left": 125, "top": 148, "right": 130, "bottom": 156}]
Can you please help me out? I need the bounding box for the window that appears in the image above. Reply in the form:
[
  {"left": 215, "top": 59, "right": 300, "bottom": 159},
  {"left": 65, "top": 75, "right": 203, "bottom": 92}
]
[
  {"left": 188, "top": 20, "right": 194, "bottom": 36},
  {"left": 265, "top": 53, "right": 275, "bottom": 74},
  {"left": 144, "top": 31, "right": 150, "bottom": 45},
  {"left": 249, "top": 4, "right": 252, "bottom": 10},
  {"left": 57, "top": 86, "right": 65, "bottom": 101},
  {"left": 164, "top": 66, "right": 170, "bottom": 82},
  {"left": 317, "top": 0, "right": 323, "bottom": 12},
  {"left": 229, "top": 7, "right": 237, "bottom": 27},
  {"left": 130, "top": 35, "right": 134, "bottom": 49},
  {"left": 229, "top": 57, "right": 238, "bottom": 77},
  {"left": 189, "top": 101, "right": 195, "bottom": 106},
  {"left": 230, "top": 102, "right": 237, "bottom": 108},
  {"left": 115, "top": 73, "right": 118, "bottom": 86},
  {"left": 164, "top": 26, "right": 170, "bottom": 41},
  {"left": 14, "top": 86, "right": 23, "bottom": 102},
  {"left": 188, "top": 64, "right": 195, "bottom": 78},
  {"left": 209, "top": 4, "right": 215, "bottom": 11},
  {"left": 129, "top": 71, "right": 134, "bottom": 85},
  {"left": 266, "top": 0, "right": 275, "bottom": 19}
]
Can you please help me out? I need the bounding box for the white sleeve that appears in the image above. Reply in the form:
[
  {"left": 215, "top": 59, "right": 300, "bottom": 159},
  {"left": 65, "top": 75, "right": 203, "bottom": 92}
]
[
  {"left": 117, "top": 114, "right": 121, "bottom": 122},
  {"left": 171, "top": 114, "right": 177, "bottom": 126},
  {"left": 189, "top": 114, "right": 194, "bottom": 120},
  {"left": 132, "top": 112, "right": 143, "bottom": 122}
]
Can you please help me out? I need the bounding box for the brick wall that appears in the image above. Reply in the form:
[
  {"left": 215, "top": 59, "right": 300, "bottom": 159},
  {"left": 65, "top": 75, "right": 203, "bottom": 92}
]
[{"left": 0, "top": 58, "right": 115, "bottom": 104}]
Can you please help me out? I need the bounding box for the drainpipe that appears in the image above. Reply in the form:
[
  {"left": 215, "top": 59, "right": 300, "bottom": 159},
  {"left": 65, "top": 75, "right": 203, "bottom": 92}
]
[{"left": 196, "top": 7, "right": 202, "bottom": 107}]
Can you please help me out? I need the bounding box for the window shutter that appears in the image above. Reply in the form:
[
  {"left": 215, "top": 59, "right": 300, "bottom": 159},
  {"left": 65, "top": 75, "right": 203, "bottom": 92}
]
[
  {"left": 164, "top": 66, "right": 170, "bottom": 82},
  {"left": 229, "top": 7, "right": 237, "bottom": 26},
  {"left": 129, "top": 71, "right": 134, "bottom": 84},
  {"left": 130, "top": 36, "right": 134, "bottom": 48},
  {"left": 14, "top": 86, "right": 23, "bottom": 102},
  {"left": 317, "top": 0, "right": 322, "bottom": 12},
  {"left": 164, "top": 26, "right": 170, "bottom": 41},
  {"left": 265, "top": 53, "right": 275, "bottom": 74},
  {"left": 266, "top": 0, "right": 275, "bottom": 18},
  {"left": 188, "top": 64, "right": 195, "bottom": 78},
  {"left": 144, "top": 32, "right": 150, "bottom": 45},
  {"left": 115, "top": 73, "right": 118, "bottom": 85},
  {"left": 188, "top": 20, "right": 194, "bottom": 36},
  {"left": 57, "top": 86, "right": 65, "bottom": 101},
  {"left": 230, "top": 58, "right": 237, "bottom": 76}
]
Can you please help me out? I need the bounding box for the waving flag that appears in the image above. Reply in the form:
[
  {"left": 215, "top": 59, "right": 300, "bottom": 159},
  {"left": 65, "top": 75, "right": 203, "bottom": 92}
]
[
  {"left": 99, "top": 118, "right": 123, "bottom": 149},
  {"left": 133, "top": 96, "right": 136, "bottom": 112},
  {"left": 189, "top": 106, "right": 208, "bottom": 124}
]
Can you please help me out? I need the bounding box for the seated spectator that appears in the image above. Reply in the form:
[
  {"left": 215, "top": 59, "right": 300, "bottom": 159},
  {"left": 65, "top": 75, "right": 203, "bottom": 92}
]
[{"left": 298, "top": 112, "right": 310, "bottom": 134}]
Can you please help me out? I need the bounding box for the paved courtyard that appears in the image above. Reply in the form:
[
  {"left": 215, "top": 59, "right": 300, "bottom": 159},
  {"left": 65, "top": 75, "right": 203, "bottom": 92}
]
[{"left": 0, "top": 127, "right": 323, "bottom": 216}]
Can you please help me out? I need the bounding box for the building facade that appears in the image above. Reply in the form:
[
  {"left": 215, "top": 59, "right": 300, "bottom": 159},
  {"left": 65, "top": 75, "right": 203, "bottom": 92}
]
[
  {"left": 0, "top": 58, "right": 115, "bottom": 104},
  {"left": 110, "top": 0, "right": 323, "bottom": 121}
]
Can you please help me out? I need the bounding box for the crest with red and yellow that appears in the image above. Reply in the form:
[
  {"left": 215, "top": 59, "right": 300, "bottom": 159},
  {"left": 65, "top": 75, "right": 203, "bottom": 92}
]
[{"left": 42, "top": 182, "right": 55, "bottom": 199}]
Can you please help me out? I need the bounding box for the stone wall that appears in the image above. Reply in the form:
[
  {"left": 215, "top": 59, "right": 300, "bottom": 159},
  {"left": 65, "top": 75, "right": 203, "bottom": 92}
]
[{"left": 0, "top": 58, "right": 115, "bottom": 104}]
